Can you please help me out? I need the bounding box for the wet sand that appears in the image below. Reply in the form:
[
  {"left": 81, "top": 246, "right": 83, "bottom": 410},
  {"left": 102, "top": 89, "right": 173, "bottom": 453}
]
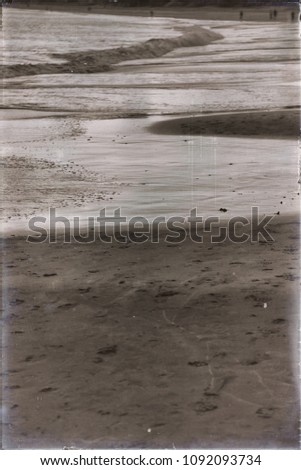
[
  {"left": 1, "top": 214, "right": 300, "bottom": 449},
  {"left": 11, "top": 4, "right": 299, "bottom": 22},
  {"left": 1, "top": 110, "right": 299, "bottom": 234},
  {"left": 1, "top": 27, "right": 223, "bottom": 79},
  {"left": 149, "top": 109, "right": 300, "bottom": 139}
]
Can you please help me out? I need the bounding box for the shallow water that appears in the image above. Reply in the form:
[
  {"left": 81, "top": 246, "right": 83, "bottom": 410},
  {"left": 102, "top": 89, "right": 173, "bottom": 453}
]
[
  {"left": 2, "top": 11, "right": 299, "bottom": 114},
  {"left": 1, "top": 114, "right": 299, "bottom": 234},
  {"left": 1, "top": 9, "right": 300, "bottom": 232},
  {"left": 1, "top": 9, "right": 185, "bottom": 65}
]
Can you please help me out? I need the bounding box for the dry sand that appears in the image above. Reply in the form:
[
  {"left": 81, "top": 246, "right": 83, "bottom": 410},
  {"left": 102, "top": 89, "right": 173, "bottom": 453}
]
[{"left": 1, "top": 215, "right": 300, "bottom": 449}]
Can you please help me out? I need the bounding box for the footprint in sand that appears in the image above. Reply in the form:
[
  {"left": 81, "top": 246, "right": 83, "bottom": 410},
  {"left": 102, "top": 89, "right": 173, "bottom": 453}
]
[
  {"left": 57, "top": 303, "right": 74, "bottom": 309},
  {"left": 241, "top": 358, "right": 258, "bottom": 366},
  {"left": 188, "top": 361, "right": 208, "bottom": 368},
  {"left": 155, "top": 290, "right": 179, "bottom": 298},
  {"left": 193, "top": 400, "right": 218, "bottom": 413},
  {"left": 39, "top": 387, "right": 58, "bottom": 393},
  {"left": 79, "top": 287, "right": 91, "bottom": 293},
  {"left": 10, "top": 299, "right": 24, "bottom": 306},
  {"left": 97, "top": 345, "right": 117, "bottom": 355},
  {"left": 204, "top": 376, "right": 235, "bottom": 397},
  {"left": 256, "top": 407, "right": 276, "bottom": 419},
  {"left": 94, "top": 357, "right": 104, "bottom": 364},
  {"left": 272, "top": 318, "right": 286, "bottom": 325}
]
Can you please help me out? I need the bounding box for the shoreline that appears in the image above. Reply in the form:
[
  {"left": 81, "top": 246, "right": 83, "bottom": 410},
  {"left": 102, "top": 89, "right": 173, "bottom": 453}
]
[
  {"left": 1, "top": 26, "right": 223, "bottom": 79},
  {"left": 1, "top": 108, "right": 299, "bottom": 236},
  {"left": 3, "top": 4, "right": 299, "bottom": 22}
]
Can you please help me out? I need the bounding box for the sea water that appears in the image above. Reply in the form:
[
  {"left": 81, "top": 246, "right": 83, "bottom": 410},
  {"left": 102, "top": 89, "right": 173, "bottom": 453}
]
[
  {"left": 1, "top": 8, "right": 299, "bottom": 114},
  {"left": 1, "top": 8, "right": 299, "bottom": 229}
]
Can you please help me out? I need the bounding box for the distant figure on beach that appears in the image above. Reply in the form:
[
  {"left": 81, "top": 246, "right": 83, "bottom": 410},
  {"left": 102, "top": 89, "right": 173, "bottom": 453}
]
[
  {"left": 291, "top": 11, "right": 295, "bottom": 22},
  {"left": 273, "top": 10, "right": 277, "bottom": 19},
  {"left": 150, "top": 10, "right": 154, "bottom": 18},
  {"left": 240, "top": 11, "right": 243, "bottom": 21}
]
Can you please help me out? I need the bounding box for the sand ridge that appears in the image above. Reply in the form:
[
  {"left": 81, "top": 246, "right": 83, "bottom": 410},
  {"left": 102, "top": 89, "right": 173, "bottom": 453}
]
[
  {"left": 148, "top": 109, "right": 300, "bottom": 139},
  {"left": 0, "top": 26, "right": 223, "bottom": 79}
]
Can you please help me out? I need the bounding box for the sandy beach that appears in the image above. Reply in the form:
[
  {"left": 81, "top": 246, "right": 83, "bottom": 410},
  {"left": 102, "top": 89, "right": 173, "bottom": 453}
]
[
  {"left": 2, "top": 215, "right": 300, "bottom": 449},
  {"left": 1, "top": 4, "right": 300, "bottom": 450}
]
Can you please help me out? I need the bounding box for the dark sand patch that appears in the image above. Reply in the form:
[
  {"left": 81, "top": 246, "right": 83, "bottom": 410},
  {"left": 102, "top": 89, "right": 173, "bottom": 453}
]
[
  {"left": 0, "top": 27, "right": 222, "bottom": 79},
  {"left": 148, "top": 110, "right": 300, "bottom": 140}
]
